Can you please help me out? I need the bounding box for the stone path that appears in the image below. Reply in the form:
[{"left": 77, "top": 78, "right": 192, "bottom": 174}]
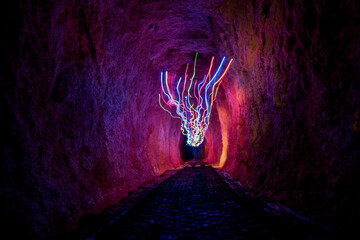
[{"left": 88, "top": 164, "right": 335, "bottom": 239}]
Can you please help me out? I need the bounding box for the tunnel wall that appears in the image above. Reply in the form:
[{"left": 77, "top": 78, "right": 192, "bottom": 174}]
[
  {"left": 0, "top": 0, "right": 228, "bottom": 237},
  {"left": 209, "top": 0, "right": 360, "bottom": 233},
  {"left": 0, "top": 0, "right": 186, "bottom": 237}
]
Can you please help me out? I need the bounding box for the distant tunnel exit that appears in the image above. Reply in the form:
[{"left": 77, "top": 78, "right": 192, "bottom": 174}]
[{"left": 180, "top": 134, "right": 205, "bottom": 162}]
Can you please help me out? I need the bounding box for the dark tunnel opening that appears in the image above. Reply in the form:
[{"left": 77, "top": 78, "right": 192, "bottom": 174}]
[{"left": 179, "top": 134, "right": 205, "bottom": 162}]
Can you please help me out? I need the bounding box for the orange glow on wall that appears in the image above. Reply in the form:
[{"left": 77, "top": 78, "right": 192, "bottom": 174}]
[{"left": 214, "top": 104, "right": 230, "bottom": 168}]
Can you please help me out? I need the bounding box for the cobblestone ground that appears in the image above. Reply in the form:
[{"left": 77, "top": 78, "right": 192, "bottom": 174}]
[{"left": 91, "top": 164, "right": 335, "bottom": 240}]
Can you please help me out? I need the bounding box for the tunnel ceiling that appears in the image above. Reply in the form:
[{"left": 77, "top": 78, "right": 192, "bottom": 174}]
[{"left": 0, "top": 0, "right": 359, "bottom": 238}]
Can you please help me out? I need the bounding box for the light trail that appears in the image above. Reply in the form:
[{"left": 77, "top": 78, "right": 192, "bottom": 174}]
[{"left": 159, "top": 53, "right": 233, "bottom": 147}]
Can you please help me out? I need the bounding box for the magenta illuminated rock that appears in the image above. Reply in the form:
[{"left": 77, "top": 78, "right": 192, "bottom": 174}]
[{"left": 0, "top": 0, "right": 359, "bottom": 238}]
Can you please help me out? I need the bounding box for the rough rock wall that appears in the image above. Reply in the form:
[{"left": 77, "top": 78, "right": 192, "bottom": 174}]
[
  {"left": 208, "top": 0, "right": 360, "bottom": 234},
  {"left": 0, "top": 0, "right": 229, "bottom": 237},
  {"left": 0, "top": 0, "right": 195, "bottom": 237}
]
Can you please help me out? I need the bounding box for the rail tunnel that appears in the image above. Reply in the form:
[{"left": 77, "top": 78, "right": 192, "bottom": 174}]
[{"left": 0, "top": 0, "right": 360, "bottom": 239}]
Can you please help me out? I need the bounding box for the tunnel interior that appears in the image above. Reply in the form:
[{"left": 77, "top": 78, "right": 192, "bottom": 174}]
[{"left": 0, "top": 0, "right": 360, "bottom": 239}]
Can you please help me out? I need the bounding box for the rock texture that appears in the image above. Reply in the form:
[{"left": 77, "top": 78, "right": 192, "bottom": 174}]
[
  {"left": 0, "top": 0, "right": 359, "bottom": 238},
  {"left": 212, "top": 0, "right": 360, "bottom": 235}
]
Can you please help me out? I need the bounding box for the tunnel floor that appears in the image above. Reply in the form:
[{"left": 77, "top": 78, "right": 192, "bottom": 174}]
[{"left": 85, "top": 163, "right": 334, "bottom": 240}]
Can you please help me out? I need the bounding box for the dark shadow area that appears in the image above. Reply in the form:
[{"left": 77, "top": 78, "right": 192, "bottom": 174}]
[
  {"left": 90, "top": 166, "right": 336, "bottom": 240},
  {"left": 179, "top": 134, "right": 205, "bottom": 161}
]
